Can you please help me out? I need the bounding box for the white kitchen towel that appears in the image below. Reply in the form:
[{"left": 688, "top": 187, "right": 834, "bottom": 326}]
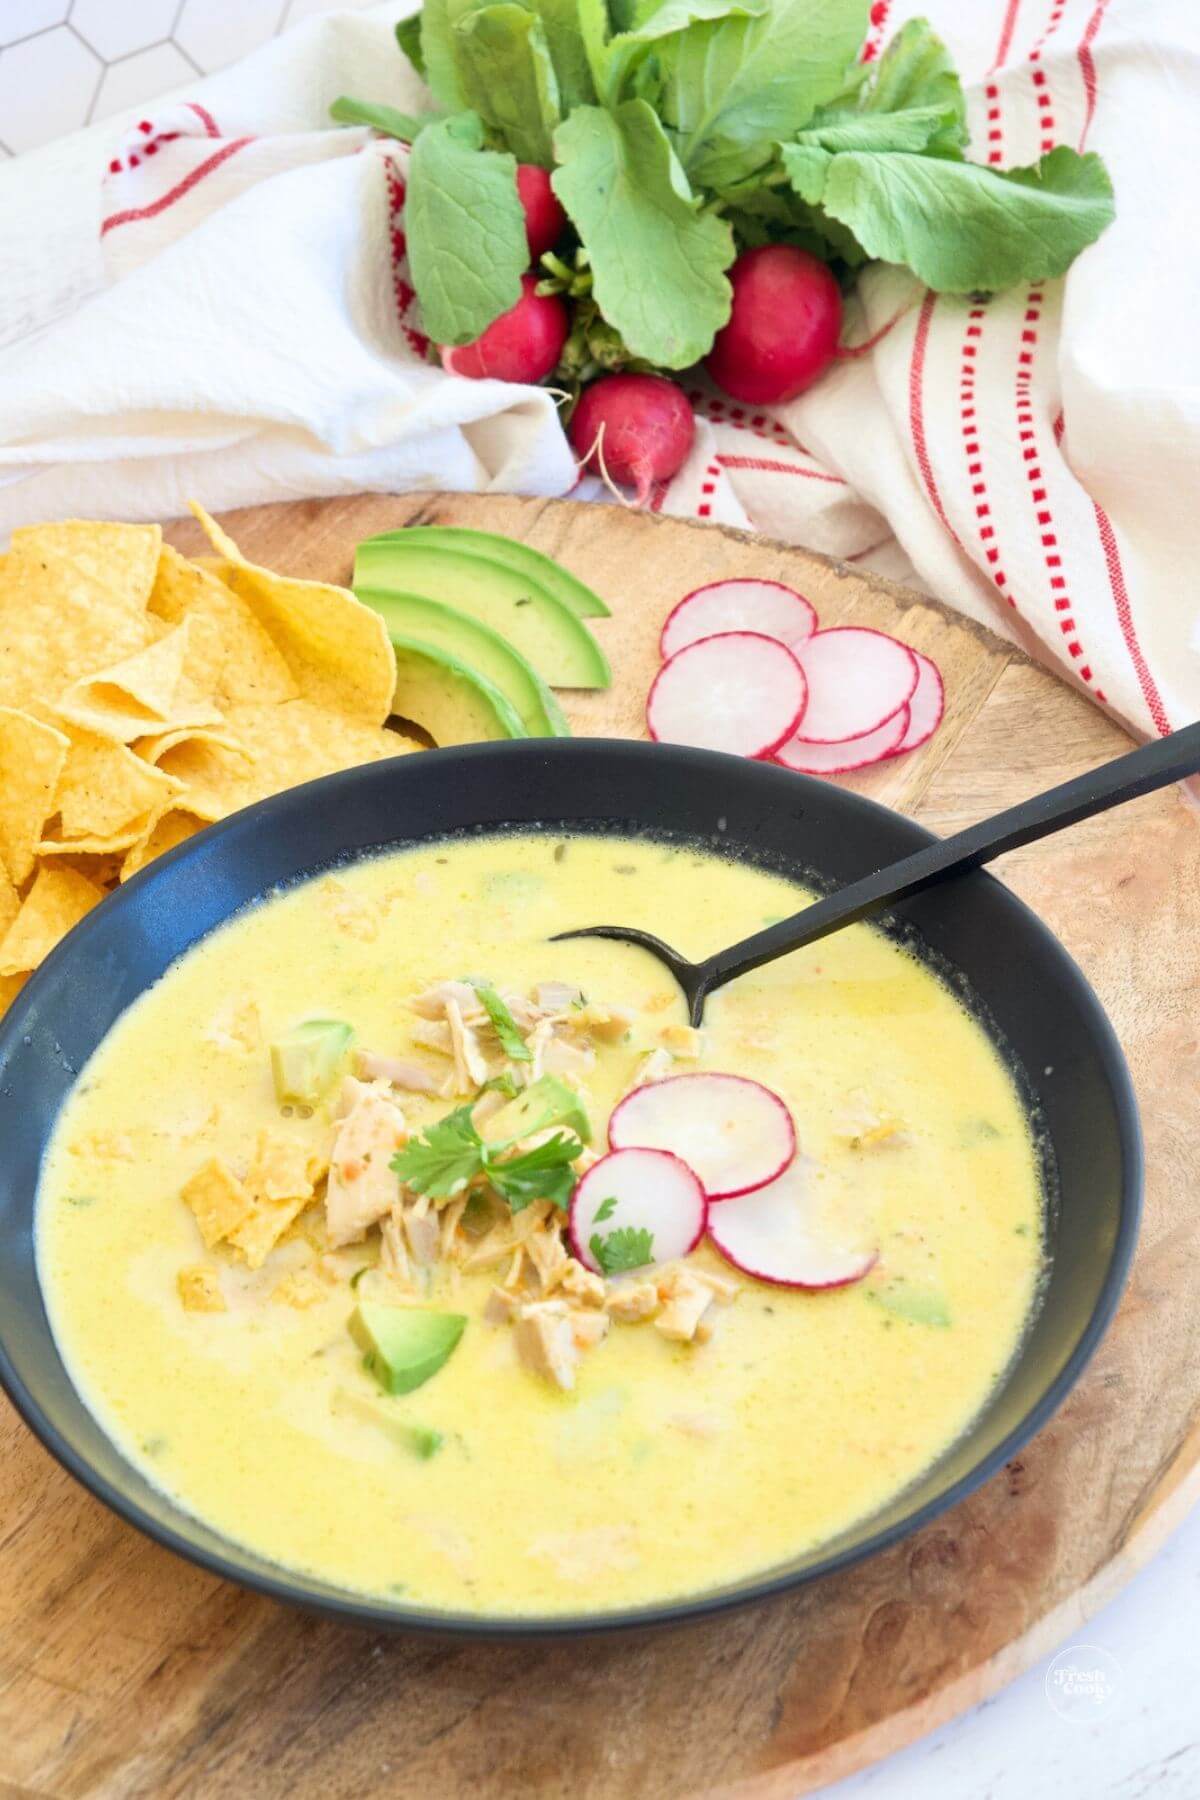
[{"left": 0, "top": 0, "right": 1194, "bottom": 741}]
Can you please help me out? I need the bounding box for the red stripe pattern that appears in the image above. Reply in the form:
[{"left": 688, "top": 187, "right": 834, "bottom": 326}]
[
  {"left": 1028, "top": 0, "right": 1069, "bottom": 151},
  {"left": 959, "top": 303, "right": 1012, "bottom": 602},
  {"left": 385, "top": 161, "right": 430, "bottom": 361},
  {"left": 1014, "top": 289, "right": 1104, "bottom": 701},
  {"left": 1093, "top": 503, "right": 1171, "bottom": 734},
  {"left": 716, "top": 455, "right": 846, "bottom": 486},
  {"left": 101, "top": 137, "right": 253, "bottom": 236},
  {"left": 1078, "top": 0, "right": 1113, "bottom": 148},
  {"left": 909, "top": 291, "right": 965, "bottom": 550}
]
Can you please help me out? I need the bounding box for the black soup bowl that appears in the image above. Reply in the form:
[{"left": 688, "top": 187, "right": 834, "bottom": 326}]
[{"left": 0, "top": 739, "right": 1142, "bottom": 1637}]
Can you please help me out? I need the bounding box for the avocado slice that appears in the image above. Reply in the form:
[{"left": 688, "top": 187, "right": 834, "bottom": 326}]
[
  {"left": 358, "top": 588, "right": 568, "bottom": 738},
  {"left": 482, "top": 1073, "right": 592, "bottom": 1147},
  {"left": 270, "top": 1019, "right": 354, "bottom": 1106},
  {"left": 391, "top": 636, "right": 526, "bottom": 746},
  {"left": 350, "top": 1303, "right": 467, "bottom": 1395},
  {"left": 359, "top": 526, "right": 610, "bottom": 619},
  {"left": 353, "top": 541, "right": 610, "bottom": 690},
  {"left": 332, "top": 1387, "right": 445, "bottom": 1457}
]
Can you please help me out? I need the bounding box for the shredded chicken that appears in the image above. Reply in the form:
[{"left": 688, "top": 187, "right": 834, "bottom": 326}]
[
  {"left": 533, "top": 980, "right": 581, "bottom": 1013},
  {"left": 445, "top": 995, "right": 490, "bottom": 1093},
  {"left": 524, "top": 1220, "right": 569, "bottom": 1294},
  {"left": 560, "top": 1258, "right": 606, "bottom": 1308},
  {"left": 483, "top": 1285, "right": 519, "bottom": 1325},
  {"left": 560, "top": 1002, "right": 632, "bottom": 1042},
  {"left": 538, "top": 1033, "right": 596, "bottom": 1081},
  {"left": 324, "top": 1081, "right": 407, "bottom": 1248},
  {"left": 568, "top": 1308, "right": 609, "bottom": 1351},
  {"left": 513, "top": 1300, "right": 580, "bottom": 1390},
  {"left": 379, "top": 1206, "right": 411, "bottom": 1281},
  {"left": 462, "top": 1200, "right": 554, "bottom": 1272},
  {"left": 408, "top": 979, "right": 484, "bottom": 1023},
  {"left": 356, "top": 1050, "right": 439, "bottom": 1094},
  {"left": 403, "top": 1200, "right": 441, "bottom": 1266},
  {"left": 654, "top": 1265, "right": 739, "bottom": 1343},
  {"left": 410, "top": 1019, "right": 453, "bottom": 1056},
  {"left": 631, "top": 1046, "right": 674, "bottom": 1087},
  {"left": 604, "top": 1279, "right": 660, "bottom": 1323}
]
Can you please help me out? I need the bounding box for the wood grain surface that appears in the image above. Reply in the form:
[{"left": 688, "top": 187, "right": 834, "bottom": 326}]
[{"left": 3, "top": 493, "right": 1197, "bottom": 1800}]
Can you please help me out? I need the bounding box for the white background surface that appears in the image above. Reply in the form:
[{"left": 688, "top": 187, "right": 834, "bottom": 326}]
[{"left": 2, "top": 4, "right": 1195, "bottom": 1794}]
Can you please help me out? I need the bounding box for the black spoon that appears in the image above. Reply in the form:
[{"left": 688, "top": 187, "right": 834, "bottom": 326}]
[{"left": 553, "top": 721, "right": 1200, "bottom": 1026}]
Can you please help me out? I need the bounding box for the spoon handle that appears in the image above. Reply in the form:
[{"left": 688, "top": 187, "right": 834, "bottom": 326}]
[{"left": 696, "top": 719, "right": 1200, "bottom": 1006}]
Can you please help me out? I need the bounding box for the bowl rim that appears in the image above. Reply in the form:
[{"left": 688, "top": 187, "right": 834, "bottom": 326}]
[{"left": 0, "top": 738, "right": 1144, "bottom": 1638}]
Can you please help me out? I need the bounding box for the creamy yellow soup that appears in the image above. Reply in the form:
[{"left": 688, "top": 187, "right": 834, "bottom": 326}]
[{"left": 38, "top": 833, "right": 1042, "bottom": 1616}]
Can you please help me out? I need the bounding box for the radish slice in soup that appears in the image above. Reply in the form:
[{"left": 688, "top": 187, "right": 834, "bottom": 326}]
[
  {"left": 660, "top": 580, "right": 818, "bottom": 661},
  {"left": 775, "top": 706, "right": 909, "bottom": 774},
  {"left": 646, "top": 632, "right": 807, "bottom": 758},
  {"left": 791, "top": 627, "right": 918, "bottom": 744},
  {"left": 609, "top": 1073, "right": 795, "bottom": 1200},
  {"left": 570, "top": 1149, "right": 707, "bottom": 1275},
  {"left": 891, "top": 651, "right": 944, "bottom": 754},
  {"left": 708, "top": 1161, "right": 878, "bottom": 1289}
]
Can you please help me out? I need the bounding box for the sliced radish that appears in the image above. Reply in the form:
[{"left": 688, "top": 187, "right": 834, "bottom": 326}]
[
  {"left": 775, "top": 705, "right": 909, "bottom": 775},
  {"left": 708, "top": 1160, "right": 878, "bottom": 1290},
  {"left": 890, "top": 651, "right": 944, "bottom": 755},
  {"left": 569, "top": 1149, "right": 707, "bottom": 1275},
  {"left": 646, "top": 632, "right": 807, "bottom": 759},
  {"left": 609, "top": 1072, "right": 795, "bottom": 1200},
  {"left": 660, "top": 580, "right": 818, "bottom": 661},
  {"left": 791, "top": 627, "right": 918, "bottom": 744}
]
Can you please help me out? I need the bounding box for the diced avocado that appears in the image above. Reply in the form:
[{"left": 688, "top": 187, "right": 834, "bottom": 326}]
[
  {"left": 868, "top": 1278, "right": 951, "bottom": 1328},
  {"left": 270, "top": 1018, "right": 354, "bottom": 1106},
  {"left": 391, "top": 636, "right": 526, "bottom": 746},
  {"left": 483, "top": 1073, "right": 591, "bottom": 1147},
  {"left": 350, "top": 1302, "right": 467, "bottom": 1395},
  {"left": 333, "top": 1386, "right": 446, "bottom": 1457},
  {"left": 359, "top": 526, "right": 611, "bottom": 618},
  {"left": 357, "top": 587, "right": 568, "bottom": 739},
  {"left": 353, "top": 541, "right": 610, "bottom": 689}
]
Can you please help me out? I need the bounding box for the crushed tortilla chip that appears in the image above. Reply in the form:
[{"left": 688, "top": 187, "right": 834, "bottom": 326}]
[
  {"left": 227, "top": 1194, "right": 313, "bottom": 1270},
  {"left": 0, "top": 971, "right": 27, "bottom": 1020},
  {"left": 0, "top": 707, "right": 69, "bottom": 886},
  {"left": 189, "top": 504, "right": 396, "bottom": 725},
  {"left": 272, "top": 1267, "right": 328, "bottom": 1309},
  {"left": 203, "top": 994, "right": 261, "bottom": 1053},
  {"left": 0, "top": 866, "right": 105, "bottom": 977},
  {"left": 181, "top": 1158, "right": 255, "bottom": 1249},
  {"left": 247, "top": 1129, "right": 316, "bottom": 1205},
  {"left": 177, "top": 1265, "right": 227, "bottom": 1313},
  {"left": 54, "top": 613, "right": 224, "bottom": 742}
]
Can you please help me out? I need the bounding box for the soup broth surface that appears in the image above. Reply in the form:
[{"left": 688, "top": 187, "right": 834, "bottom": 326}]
[{"left": 39, "top": 832, "right": 1042, "bottom": 1615}]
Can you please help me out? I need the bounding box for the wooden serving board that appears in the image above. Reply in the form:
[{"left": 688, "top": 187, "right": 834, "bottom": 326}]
[{"left": 3, "top": 493, "right": 1198, "bottom": 1800}]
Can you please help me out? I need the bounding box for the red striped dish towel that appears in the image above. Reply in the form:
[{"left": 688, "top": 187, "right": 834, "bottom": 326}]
[{"left": 0, "top": 1, "right": 1191, "bottom": 740}]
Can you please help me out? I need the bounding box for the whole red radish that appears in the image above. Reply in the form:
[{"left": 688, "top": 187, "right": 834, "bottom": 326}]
[
  {"left": 705, "top": 245, "right": 842, "bottom": 405},
  {"left": 516, "top": 164, "right": 566, "bottom": 260},
  {"left": 569, "top": 373, "right": 694, "bottom": 505},
  {"left": 440, "top": 275, "right": 568, "bottom": 384}
]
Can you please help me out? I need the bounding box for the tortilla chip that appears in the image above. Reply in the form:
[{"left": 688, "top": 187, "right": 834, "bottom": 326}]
[
  {"left": 0, "top": 707, "right": 70, "bottom": 886},
  {"left": 150, "top": 545, "right": 297, "bottom": 707},
  {"left": 34, "top": 847, "right": 124, "bottom": 887},
  {"left": 188, "top": 503, "right": 395, "bottom": 725},
  {"left": 0, "top": 864, "right": 19, "bottom": 938},
  {"left": 10, "top": 521, "right": 161, "bottom": 601},
  {"left": 46, "top": 729, "right": 182, "bottom": 848},
  {"left": 120, "top": 807, "right": 205, "bottom": 881},
  {"left": 0, "top": 971, "right": 27, "bottom": 1020},
  {"left": 222, "top": 699, "right": 414, "bottom": 803},
  {"left": 0, "top": 546, "right": 156, "bottom": 711},
  {"left": 181, "top": 1158, "right": 255, "bottom": 1249},
  {"left": 54, "top": 614, "right": 224, "bottom": 742},
  {"left": 0, "top": 866, "right": 105, "bottom": 977},
  {"left": 247, "top": 1130, "right": 316, "bottom": 1205},
  {"left": 135, "top": 724, "right": 248, "bottom": 766}
]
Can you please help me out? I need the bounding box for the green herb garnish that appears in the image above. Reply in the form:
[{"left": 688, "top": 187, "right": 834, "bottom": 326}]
[
  {"left": 593, "top": 1195, "right": 618, "bottom": 1224},
  {"left": 470, "top": 980, "right": 531, "bottom": 1061},
  {"left": 589, "top": 1226, "right": 654, "bottom": 1276},
  {"left": 481, "top": 1069, "right": 523, "bottom": 1099},
  {"left": 392, "top": 1104, "right": 582, "bottom": 1212}
]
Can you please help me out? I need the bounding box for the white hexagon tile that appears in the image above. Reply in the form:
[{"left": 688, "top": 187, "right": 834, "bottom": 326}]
[{"left": 0, "top": 0, "right": 379, "bottom": 156}]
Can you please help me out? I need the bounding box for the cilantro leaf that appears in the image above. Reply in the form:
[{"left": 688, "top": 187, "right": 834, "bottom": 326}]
[
  {"left": 391, "top": 1103, "right": 483, "bottom": 1198},
  {"left": 404, "top": 112, "right": 528, "bottom": 345},
  {"left": 781, "top": 142, "right": 1115, "bottom": 294},
  {"left": 589, "top": 1225, "right": 655, "bottom": 1275},
  {"left": 593, "top": 1194, "right": 618, "bottom": 1223},
  {"left": 481, "top": 1069, "right": 523, "bottom": 1099},
  {"left": 488, "top": 1132, "right": 582, "bottom": 1212},
  {"left": 471, "top": 981, "right": 532, "bottom": 1062},
  {"left": 552, "top": 100, "right": 735, "bottom": 367}
]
